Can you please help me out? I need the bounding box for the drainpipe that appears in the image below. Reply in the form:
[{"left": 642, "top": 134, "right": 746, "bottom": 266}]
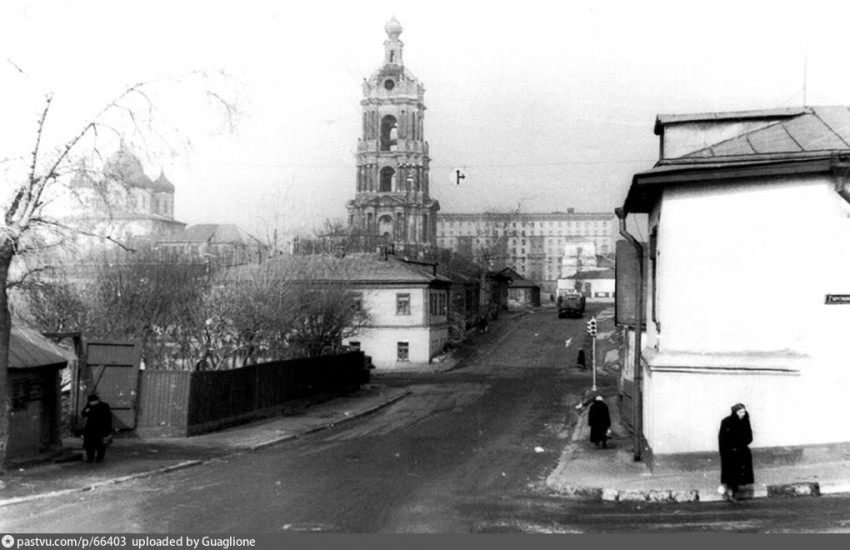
[
  {"left": 615, "top": 207, "right": 644, "bottom": 462},
  {"left": 832, "top": 157, "right": 850, "bottom": 204}
]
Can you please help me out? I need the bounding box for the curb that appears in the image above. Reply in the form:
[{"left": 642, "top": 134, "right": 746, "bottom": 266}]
[
  {"left": 0, "top": 390, "right": 412, "bottom": 508},
  {"left": 249, "top": 389, "right": 412, "bottom": 450},
  {"left": 552, "top": 481, "right": 827, "bottom": 504},
  {"left": 0, "top": 460, "right": 202, "bottom": 508}
]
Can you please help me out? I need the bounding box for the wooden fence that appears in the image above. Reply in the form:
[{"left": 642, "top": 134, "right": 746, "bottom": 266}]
[{"left": 136, "top": 352, "right": 369, "bottom": 437}]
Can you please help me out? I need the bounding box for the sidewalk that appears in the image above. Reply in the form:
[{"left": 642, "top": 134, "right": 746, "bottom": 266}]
[
  {"left": 0, "top": 385, "right": 411, "bottom": 507},
  {"left": 545, "top": 306, "right": 850, "bottom": 504},
  {"left": 546, "top": 391, "right": 850, "bottom": 503}
]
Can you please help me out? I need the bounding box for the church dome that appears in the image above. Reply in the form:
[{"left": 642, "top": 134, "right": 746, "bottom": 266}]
[
  {"left": 103, "top": 147, "right": 153, "bottom": 189},
  {"left": 152, "top": 170, "right": 175, "bottom": 193},
  {"left": 384, "top": 16, "right": 402, "bottom": 39}
]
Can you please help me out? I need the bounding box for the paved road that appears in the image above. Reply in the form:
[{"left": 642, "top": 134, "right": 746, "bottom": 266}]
[
  {"left": 4, "top": 307, "right": 849, "bottom": 533},
  {"left": 1, "top": 308, "right": 593, "bottom": 533}
]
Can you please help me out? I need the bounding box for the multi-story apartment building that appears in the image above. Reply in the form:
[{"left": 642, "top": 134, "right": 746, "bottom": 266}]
[{"left": 436, "top": 210, "right": 617, "bottom": 285}]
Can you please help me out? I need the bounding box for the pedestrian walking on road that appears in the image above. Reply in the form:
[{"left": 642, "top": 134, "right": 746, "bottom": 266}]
[
  {"left": 478, "top": 314, "right": 489, "bottom": 333},
  {"left": 576, "top": 348, "right": 586, "bottom": 371},
  {"left": 588, "top": 396, "right": 611, "bottom": 449},
  {"left": 81, "top": 394, "right": 113, "bottom": 464},
  {"left": 718, "top": 403, "right": 754, "bottom": 502}
]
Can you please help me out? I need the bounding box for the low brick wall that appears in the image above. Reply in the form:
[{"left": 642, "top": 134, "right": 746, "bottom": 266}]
[{"left": 136, "top": 352, "right": 369, "bottom": 437}]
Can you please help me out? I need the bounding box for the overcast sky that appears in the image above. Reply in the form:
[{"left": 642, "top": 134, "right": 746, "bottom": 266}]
[{"left": 4, "top": 0, "right": 850, "bottom": 243}]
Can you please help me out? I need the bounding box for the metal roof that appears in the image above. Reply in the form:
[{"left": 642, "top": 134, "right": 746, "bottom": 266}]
[
  {"left": 626, "top": 106, "right": 850, "bottom": 213},
  {"left": 572, "top": 269, "right": 615, "bottom": 280},
  {"left": 226, "top": 253, "right": 449, "bottom": 285},
  {"left": 680, "top": 106, "right": 850, "bottom": 158},
  {"left": 9, "top": 324, "right": 75, "bottom": 369},
  {"left": 654, "top": 107, "right": 809, "bottom": 135}
]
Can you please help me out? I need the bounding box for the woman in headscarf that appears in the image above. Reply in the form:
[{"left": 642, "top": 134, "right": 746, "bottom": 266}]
[
  {"left": 588, "top": 395, "right": 611, "bottom": 449},
  {"left": 718, "top": 403, "right": 754, "bottom": 502}
]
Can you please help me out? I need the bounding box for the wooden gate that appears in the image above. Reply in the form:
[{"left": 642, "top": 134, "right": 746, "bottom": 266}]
[{"left": 84, "top": 341, "right": 141, "bottom": 430}]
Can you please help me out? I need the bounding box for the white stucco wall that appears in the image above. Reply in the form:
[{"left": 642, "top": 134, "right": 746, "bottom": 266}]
[
  {"left": 643, "top": 175, "right": 850, "bottom": 454},
  {"left": 344, "top": 327, "right": 434, "bottom": 368},
  {"left": 343, "top": 285, "right": 448, "bottom": 369},
  {"left": 363, "top": 287, "right": 427, "bottom": 326},
  {"left": 587, "top": 278, "right": 615, "bottom": 303}
]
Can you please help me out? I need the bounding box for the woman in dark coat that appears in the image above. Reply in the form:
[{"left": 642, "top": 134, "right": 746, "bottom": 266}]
[
  {"left": 718, "top": 403, "right": 754, "bottom": 502},
  {"left": 588, "top": 396, "right": 611, "bottom": 449},
  {"left": 82, "top": 394, "right": 113, "bottom": 463}
]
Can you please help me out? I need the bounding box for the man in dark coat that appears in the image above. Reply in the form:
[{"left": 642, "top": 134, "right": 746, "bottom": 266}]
[
  {"left": 81, "top": 394, "right": 113, "bottom": 463},
  {"left": 718, "top": 403, "right": 754, "bottom": 502},
  {"left": 588, "top": 395, "right": 611, "bottom": 449}
]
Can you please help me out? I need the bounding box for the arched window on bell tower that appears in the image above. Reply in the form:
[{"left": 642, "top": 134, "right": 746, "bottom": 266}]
[
  {"left": 380, "top": 115, "right": 398, "bottom": 151},
  {"left": 380, "top": 166, "right": 396, "bottom": 192}
]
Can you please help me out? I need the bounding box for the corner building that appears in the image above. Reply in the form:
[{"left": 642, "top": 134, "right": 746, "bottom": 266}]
[{"left": 347, "top": 17, "right": 439, "bottom": 249}]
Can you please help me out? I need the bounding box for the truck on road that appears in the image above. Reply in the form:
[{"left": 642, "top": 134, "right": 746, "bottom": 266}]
[
  {"left": 557, "top": 292, "right": 586, "bottom": 318},
  {"left": 556, "top": 283, "right": 586, "bottom": 319}
]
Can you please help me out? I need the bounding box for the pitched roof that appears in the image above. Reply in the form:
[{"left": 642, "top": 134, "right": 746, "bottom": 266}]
[
  {"left": 226, "top": 253, "right": 449, "bottom": 285},
  {"left": 508, "top": 278, "right": 539, "bottom": 289},
  {"left": 9, "top": 324, "right": 75, "bottom": 369},
  {"left": 572, "top": 268, "right": 615, "bottom": 280},
  {"left": 680, "top": 106, "right": 850, "bottom": 159},
  {"left": 626, "top": 106, "right": 850, "bottom": 213},
  {"left": 654, "top": 107, "right": 808, "bottom": 135}
]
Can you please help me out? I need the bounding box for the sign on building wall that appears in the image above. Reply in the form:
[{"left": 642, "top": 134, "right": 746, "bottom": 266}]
[{"left": 615, "top": 240, "right": 647, "bottom": 327}]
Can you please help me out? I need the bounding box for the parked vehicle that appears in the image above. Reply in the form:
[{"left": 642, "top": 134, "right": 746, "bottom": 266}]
[{"left": 557, "top": 290, "right": 586, "bottom": 318}]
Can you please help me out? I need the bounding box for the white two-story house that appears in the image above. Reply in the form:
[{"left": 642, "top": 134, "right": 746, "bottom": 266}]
[
  {"left": 621, "top": 106, "right": 850, "bottom": 468},
  {"left": 231, "top": 252, "right": 451, "bottom": 369},
  {"left": 338, "top": 256, "right": 451, "bottom": 369}
]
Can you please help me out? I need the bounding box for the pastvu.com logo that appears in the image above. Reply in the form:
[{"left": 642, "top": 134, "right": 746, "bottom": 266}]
[{"left": 2, "top": 535, "right": 15, "bottom": 549}]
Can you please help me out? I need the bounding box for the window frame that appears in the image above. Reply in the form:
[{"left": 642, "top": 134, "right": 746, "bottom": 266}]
[
  {"left": 397, "top": 341, "right": 409, "bottom": 361},
  {"left": 396, "top": 293, "right": 411, "bottom": 316}
]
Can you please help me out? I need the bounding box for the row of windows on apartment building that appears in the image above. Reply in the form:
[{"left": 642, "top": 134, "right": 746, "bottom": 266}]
[
  {"left": 437, "top": 220, "right": 611, "bottom": 229},
  {"left": 439, "top": 240, "right": 610, "bottom": 256},
  {"left": 438, "top": 229, "right": 609, "bottom": 238},
  {"left": 437, "top": 237, "right": 611, "bottom": 249}
]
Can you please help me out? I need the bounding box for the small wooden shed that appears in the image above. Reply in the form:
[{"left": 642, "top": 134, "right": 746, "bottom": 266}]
[
  {"left": 503, "top": 268, "right": 541, "bottom": 309},
  {"left": 7, "top": 324, "right": 75, "bottom": 463}
]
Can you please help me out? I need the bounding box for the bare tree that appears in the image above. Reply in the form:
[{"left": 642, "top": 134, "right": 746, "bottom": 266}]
[
  {"left": 287, "top": 283, "right": 370, "bottom": 358},
  {"left": 450, "top": 205, "right": 524, "bottom": 271},
  {"left": 87, "top": 248, "right": 209, "bottom": 367},
  {"left": 211, "top": 255, "right": 372, "bottom": 363},
  {"left": 0, "top": 67, "right": 239, "bottom": 465},
  {"left": 293, "top": 218, "right": 386, "bottom": 256},
  {"left": 200, "top": 264, "right": 303, "bottom": 369},
  {"left": 11, "top": 268, "right": 94, "bottom": 335}
]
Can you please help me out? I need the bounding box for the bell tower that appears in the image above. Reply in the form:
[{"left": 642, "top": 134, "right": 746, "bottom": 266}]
[{"left": 346, "top": 17, "right": 439, "bottom": 249}]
